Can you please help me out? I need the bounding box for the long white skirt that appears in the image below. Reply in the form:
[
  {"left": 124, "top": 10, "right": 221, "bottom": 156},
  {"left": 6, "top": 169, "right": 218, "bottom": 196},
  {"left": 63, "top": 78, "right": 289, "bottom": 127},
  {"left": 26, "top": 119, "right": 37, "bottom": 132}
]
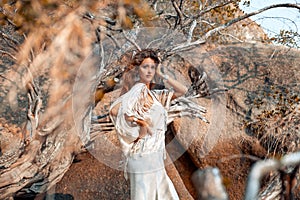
[{"left": 127, "top": 151, "right": 179, "bottom": 200}]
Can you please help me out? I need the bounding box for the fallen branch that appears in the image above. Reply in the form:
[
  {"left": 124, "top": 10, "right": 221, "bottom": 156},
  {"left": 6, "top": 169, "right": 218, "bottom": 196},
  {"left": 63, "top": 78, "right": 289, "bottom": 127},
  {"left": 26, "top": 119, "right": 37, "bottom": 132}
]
[{"left": 245, "top": 151, "right": 300, "bottom": 200}]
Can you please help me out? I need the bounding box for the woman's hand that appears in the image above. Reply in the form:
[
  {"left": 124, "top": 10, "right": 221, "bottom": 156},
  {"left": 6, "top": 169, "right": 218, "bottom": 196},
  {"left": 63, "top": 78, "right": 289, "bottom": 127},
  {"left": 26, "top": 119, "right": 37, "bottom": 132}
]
[
  {"left": 133, "top": 125, "right": 152, "bottom": 143},
  {"left": 156, "top": 64, "right": 163, "bottom": 78},
  {"left": 125, "top": 115, "right": 153, "bottom": 137},
  {"left": 136, "top": 118, "right": 153, "bottom": 136},
  {"left": 138, "top": 126, "right": 151, "bottom": 138}
]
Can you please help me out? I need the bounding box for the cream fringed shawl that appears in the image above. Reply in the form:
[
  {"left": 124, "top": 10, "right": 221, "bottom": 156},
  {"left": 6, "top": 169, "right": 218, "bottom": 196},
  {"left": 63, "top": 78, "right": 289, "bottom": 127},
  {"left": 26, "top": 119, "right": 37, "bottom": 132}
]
[{"left": 109, "top": 83, "right": 173, "bottom": 157}]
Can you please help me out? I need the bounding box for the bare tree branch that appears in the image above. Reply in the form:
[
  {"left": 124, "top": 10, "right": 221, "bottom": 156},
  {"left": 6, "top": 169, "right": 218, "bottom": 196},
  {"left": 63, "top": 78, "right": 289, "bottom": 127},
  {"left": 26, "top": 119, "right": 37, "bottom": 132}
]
[
  {"left": 171, "top": 0, "right": 185, "bottom": 28},
  {"left": 254, "top": 16, "right": 299, "bottom": 33},
  {"left": 171, "top": 3, "right": 300, "bottom": 52},
  {"left": 183, "top": 0, "right": 235, "bottom": 27},
  {"left": 223, "top": 3, "right": 300, "bottom": 30},
  {"left": 0, "top": 49, "right": 17, "bottom": 60},
  {"left": 187, "top": 20, "right": 197, "bottom": 43},
  {"left": 207, "top": 3, "right": 300, "bottom": 40},
  {"left": 122, "top": 31, "right": 141, "bottom": 51},
  {"left": 170, "top": 37, "right": 206, "bottom": 52},
  {"left": 0, "top": 31, "right": 20, "bottom": 51},
  {"left": 245, "top": 151, "right": 300, "bottom": 200},
  {"left": 218, "top": 31, "right": 244, "bottom": 42}
]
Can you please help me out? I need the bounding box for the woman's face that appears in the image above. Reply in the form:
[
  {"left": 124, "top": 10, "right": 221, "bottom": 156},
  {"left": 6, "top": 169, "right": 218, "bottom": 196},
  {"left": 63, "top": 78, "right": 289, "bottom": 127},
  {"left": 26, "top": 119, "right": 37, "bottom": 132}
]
[{"left": 138, "top": 58, "right": 156, "bottom": 84}]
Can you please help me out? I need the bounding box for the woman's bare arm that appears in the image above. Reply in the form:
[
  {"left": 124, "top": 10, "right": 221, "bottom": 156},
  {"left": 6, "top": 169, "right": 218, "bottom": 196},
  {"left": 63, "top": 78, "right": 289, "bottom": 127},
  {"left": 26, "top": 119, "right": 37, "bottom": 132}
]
[{"left": 156, "top": 64, "right": 188, "bottom": 98}]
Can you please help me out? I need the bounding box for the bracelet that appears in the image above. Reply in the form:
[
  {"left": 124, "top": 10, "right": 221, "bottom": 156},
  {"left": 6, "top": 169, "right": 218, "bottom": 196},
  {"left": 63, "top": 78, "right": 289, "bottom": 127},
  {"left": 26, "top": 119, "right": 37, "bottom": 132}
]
[{"left": 163, "top": 74, "right": 169, "bottom": 81}]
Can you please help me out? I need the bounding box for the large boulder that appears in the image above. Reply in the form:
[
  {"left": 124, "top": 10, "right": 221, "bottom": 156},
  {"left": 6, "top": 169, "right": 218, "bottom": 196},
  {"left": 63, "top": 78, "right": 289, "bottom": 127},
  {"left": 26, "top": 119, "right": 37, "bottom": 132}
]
[{"left": 171, "top": 43, "right": 300, "bottom": 199}]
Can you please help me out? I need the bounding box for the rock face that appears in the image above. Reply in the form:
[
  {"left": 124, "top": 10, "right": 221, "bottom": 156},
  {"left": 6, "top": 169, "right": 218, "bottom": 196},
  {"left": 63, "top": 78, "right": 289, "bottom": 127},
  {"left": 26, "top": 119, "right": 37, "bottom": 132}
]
[
  {"left": 173, "top": 42, "right": 300, "bottom": 155},
  {"left": 173, "top": 42, "right": 300, "bottom": 153},
  {"left": 171, "top": 43, "right": 300, "bottom": 199}
]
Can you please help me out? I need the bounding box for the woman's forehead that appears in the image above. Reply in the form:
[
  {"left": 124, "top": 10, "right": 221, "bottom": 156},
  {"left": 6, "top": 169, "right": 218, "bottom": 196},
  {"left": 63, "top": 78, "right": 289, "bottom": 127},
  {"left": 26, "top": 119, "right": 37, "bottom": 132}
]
[{"left": 141, "top": 58, "right": 156, "bottom": 65}]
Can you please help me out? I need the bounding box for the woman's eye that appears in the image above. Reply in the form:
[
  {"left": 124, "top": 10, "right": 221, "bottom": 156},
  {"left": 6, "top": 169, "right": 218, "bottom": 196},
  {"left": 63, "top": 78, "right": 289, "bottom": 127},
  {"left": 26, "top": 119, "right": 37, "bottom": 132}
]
[{"left": 140, "top": 64, "right": 156, "bottom": 69}]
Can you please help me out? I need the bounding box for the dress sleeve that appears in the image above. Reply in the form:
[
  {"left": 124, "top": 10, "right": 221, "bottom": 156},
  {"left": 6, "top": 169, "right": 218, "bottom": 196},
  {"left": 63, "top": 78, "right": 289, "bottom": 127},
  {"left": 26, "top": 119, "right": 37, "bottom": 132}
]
[
  {"left": 123, "top": 84, "right": 153, "bottom": 120},
  {"left": 109, "top": 83, "right": 153, "bottom": 145}
]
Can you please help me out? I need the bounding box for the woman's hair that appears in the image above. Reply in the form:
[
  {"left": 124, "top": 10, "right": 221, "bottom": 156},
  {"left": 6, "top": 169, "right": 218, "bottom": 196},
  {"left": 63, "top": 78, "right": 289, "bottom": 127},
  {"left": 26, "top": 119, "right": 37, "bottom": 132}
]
[
  {"left": 131, "top": 49, "right": 160, "bottom": 67},
  {"left": 120, "top": 49, "right": 161, "bottom": 95}
]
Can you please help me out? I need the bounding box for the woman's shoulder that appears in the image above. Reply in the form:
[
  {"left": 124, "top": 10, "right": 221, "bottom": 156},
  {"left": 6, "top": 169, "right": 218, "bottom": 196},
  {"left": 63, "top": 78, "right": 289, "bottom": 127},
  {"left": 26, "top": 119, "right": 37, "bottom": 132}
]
[
  {"left": 129, "top": 82, "right": 148, "bottom": 93},
  {"left": 123, "top": 82, "right": 149, "bottom": 99},
  {"left": 133, "top": 82, "right": 147, "bottom": 89}
]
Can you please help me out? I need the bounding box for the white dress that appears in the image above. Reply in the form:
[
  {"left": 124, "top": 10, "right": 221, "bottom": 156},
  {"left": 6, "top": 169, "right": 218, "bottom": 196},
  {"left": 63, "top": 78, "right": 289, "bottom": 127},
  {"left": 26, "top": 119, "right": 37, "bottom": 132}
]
[{"left": 110, "top": 83, "right": 179, "bottom": 200}]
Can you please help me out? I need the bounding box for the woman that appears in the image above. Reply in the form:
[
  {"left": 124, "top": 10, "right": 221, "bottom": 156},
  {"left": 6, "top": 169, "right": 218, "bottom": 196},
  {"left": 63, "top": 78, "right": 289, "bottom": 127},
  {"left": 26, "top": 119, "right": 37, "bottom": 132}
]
[{"left": 109, "top": 49, "right": 187, "bottom": 200}]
